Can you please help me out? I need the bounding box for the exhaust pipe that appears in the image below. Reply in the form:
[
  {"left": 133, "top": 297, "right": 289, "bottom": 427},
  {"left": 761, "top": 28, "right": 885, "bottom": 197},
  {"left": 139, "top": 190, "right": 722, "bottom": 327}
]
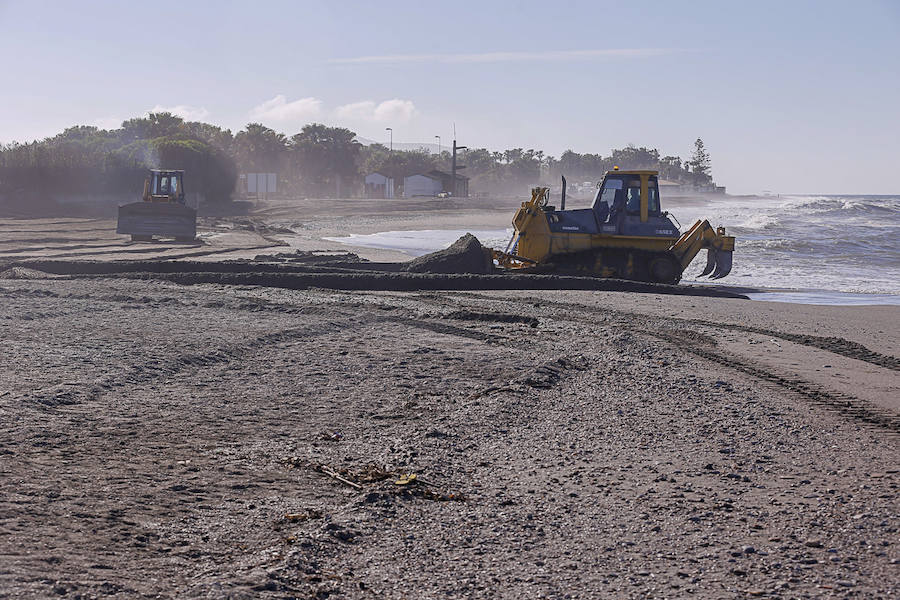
[{"left": 560, "top": 175, "right": 566, "bottom": 211}]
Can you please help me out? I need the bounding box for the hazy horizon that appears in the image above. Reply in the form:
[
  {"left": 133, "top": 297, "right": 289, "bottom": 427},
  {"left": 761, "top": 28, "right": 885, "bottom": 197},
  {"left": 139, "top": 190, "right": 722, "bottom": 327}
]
[{"left": 1, "top": 0, "right": 898, "bottom": 195}]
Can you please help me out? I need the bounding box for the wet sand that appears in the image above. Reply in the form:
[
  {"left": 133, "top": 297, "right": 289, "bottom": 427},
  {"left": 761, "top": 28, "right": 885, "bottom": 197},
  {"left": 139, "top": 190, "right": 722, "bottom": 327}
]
[{"left": 0, "top": 200, "right": 897, "bottom": 598}]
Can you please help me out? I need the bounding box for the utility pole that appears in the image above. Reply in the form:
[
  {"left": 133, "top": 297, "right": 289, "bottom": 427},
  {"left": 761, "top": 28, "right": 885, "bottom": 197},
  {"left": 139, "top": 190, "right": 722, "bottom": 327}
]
[{"left": 451, "top": 139, "right": 467, "bottom": 197}]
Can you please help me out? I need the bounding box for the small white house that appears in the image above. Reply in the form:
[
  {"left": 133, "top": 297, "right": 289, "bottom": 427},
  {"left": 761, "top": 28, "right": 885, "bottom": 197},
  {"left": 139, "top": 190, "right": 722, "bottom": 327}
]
[
  {"left": 364, "top": 172, "right": 394, "bottom": 199},
  {"left": 243, "top": 173, "right": 277, "bottom": 196},
  {"left": 403, "top": 173, "right": 443, "bottom": 197}
]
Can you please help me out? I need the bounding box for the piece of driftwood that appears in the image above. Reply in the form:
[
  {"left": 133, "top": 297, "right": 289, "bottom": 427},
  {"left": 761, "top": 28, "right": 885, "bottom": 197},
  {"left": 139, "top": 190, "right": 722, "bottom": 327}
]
[{"left": 319, "top": 466, "right": 363, "bottom": 490}]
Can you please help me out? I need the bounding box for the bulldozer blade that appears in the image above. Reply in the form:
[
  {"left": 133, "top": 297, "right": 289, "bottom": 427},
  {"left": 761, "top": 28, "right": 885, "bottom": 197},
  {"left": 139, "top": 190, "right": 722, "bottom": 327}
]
[
  {"left": 117, "top": 201, "right": 196, "bottom": 240},
  {"left": 700, "top": 248, "right": 717, "bottom": 276},
  {"left": 711, "top": 250, "right": 733, "bottom": 279}
]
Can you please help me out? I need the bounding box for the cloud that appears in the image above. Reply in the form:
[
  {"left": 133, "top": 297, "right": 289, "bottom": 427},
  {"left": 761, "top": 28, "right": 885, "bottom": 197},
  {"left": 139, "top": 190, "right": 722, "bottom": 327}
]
[
  {"left": 335, "top": 99, "right": 416, "bottom": 122},
  {"left": 249, "top": 95, "right": 323, "bottom": 123},
  {"left": 149, "top": 104, "right": 210, "bottom": 121},
  {"left": 328, "top": 48, "right": 679, "bottom": 65}
]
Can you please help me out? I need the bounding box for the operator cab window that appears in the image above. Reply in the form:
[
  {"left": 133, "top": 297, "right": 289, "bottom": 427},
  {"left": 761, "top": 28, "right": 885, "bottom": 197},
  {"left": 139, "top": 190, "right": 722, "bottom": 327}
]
[
  {"left": 625, "top": 180, "right": 641, "bottom": 214},
  {"left": 594, "top": 177, "right": 623, "bottom": 223},
  {"left": 597, "top": 178, "right": 623, "bottom": 208},
  {"left": 647, "top": 177, "right": 660, "bottom": 214}
]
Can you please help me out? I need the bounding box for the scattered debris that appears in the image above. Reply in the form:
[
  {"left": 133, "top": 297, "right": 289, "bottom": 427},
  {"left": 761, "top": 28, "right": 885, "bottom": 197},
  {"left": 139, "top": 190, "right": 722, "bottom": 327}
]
[
  {"left": 283, "top": 510, "right": 323, "bottom": 523},
  {"left": 285, "top": 459, "right": 465, "bottom": 502},
  {"left": 317, "top": 465, "right": 363, "bottom": 490},
  {"left": 394, "top": 473, "right": 417, "bottom": 486},
  {"left": 319, "top": 430, "right": 343, "bottom": 442}
]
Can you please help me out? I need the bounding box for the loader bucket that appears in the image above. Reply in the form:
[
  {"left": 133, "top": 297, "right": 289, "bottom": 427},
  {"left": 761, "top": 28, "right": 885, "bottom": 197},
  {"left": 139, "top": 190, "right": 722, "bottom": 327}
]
[
  {"left": 117, "top": 201, "right": 197, "bottom": 241},
  {"left": 710, "top": 250, "right": 733, "bottom": 279}
]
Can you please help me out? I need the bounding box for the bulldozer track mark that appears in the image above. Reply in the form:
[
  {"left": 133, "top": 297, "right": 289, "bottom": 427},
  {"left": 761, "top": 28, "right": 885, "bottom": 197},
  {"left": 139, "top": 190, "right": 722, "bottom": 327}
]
[
  {"left": 383, "top": 316, "right": 506, "bottom": 345},
  {"left": 0, "top": 237, "right": 126, "bottom": 247},
  {"left": 469, "top": 355, "right": 589, "bottom": 400},
  {"left": 1, "top": 243, "right": 283, "bottom": 263},
  {"left": 465, "top": 294, "right": 899, "bottom": 373},
  {"left": 715, "top": 327, "right": 899, "bottom": 371},
  {"left": 643, "top": 328, "right": 900, "bottom": 434},
  {"left": 445, "top": 310, "right": 539, "bottom": 328},
  {"left": 0, "top": 242, "right": 142, "bottom": 255},
  {"left": 0, "top": 287, "right": 61, "bottom": 299},
  {"left": 24, "top": 321, "right": 365, "bottom": 408}
]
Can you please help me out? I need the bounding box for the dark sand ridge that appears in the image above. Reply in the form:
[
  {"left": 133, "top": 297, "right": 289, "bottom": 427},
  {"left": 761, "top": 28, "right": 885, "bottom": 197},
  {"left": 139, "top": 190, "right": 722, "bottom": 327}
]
[{"left": 1, "top": 234, "right": 749, "bottom": 300}]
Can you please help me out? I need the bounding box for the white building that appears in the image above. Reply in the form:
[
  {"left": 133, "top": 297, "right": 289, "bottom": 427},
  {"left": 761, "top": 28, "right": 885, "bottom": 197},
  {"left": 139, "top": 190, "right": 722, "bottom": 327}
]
[
  {"left": 403, "top": 173, "right": 443, "bottom": 197},
  {"left": 364, "top": 172, "right": 394, "bottom": 199}
]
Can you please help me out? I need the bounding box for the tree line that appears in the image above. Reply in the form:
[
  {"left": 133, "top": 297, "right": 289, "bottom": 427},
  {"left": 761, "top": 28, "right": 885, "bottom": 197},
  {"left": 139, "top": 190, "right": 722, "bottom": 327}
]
[{"left": 0, "top": 112, "right": 714, "bottom": 203}]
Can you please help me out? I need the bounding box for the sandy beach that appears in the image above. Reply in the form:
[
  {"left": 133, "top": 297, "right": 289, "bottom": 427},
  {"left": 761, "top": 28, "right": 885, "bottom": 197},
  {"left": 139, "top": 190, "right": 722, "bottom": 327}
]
[{"left": 1, "top": 199, "right": 897, "bottom": 599}]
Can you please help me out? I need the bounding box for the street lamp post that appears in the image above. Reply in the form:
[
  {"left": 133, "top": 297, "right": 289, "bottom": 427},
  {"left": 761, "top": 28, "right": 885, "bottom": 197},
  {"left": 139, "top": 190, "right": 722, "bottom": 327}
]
[
  {"left": 434, "top": 135, "right": 441, "bottom": 155},
  {"left": 385, "top": 127, "right": 393, "bottom": 152}
]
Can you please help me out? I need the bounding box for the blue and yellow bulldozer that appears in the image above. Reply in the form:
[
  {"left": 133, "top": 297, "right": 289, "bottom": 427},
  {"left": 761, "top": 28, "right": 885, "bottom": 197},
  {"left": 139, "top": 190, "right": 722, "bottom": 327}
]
[{"left": 494, "top": 168, "right": 734, "bottom": 284}]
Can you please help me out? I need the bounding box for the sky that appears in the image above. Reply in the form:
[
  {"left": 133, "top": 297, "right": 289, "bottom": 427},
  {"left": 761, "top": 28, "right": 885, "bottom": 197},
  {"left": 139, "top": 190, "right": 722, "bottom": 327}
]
[{"left": 1, "top": 0, "right": 898, "bottom": 194}]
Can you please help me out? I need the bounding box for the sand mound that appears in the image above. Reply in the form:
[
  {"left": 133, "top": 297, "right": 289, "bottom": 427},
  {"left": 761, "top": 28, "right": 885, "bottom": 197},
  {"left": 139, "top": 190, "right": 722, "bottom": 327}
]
[
  {"left": 404, "top": 234, "right": 493, "bottom": 275},
  {"left": 0, "top": 267, "right": 59, "bottom": 280}
]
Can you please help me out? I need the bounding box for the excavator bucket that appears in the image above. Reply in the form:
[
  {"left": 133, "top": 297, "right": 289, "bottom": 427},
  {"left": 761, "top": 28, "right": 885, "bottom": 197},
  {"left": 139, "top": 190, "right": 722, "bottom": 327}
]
[{"left": 710, "top": 250, "right": 733, "bottom": 279}]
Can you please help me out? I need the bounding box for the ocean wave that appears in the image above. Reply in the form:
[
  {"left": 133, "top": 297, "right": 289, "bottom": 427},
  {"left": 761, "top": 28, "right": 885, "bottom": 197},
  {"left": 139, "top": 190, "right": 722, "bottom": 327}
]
[{"left": 777, "top": 195, "right": 899, "bottom": 215}]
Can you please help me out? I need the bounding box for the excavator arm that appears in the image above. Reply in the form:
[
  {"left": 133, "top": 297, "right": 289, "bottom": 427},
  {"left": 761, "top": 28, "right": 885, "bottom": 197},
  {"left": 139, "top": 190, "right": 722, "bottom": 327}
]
[{"left": 669, "top": 220, "right": 735, "bottom": 279}]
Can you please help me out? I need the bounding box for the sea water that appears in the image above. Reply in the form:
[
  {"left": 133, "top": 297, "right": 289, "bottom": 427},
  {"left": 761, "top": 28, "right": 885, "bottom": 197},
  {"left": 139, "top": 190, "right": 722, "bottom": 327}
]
[
  {"left": 323, "top": 195, "right": 900, "bottom": 305},
  {"left": 675, "top": 195, "right": 899, "bottom": 299}
]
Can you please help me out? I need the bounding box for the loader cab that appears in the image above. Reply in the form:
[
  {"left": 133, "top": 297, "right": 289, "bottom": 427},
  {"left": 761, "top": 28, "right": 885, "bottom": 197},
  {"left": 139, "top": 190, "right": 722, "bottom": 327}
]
[{"left": 145, "top": 170, "right": 186, "bottom": 204}]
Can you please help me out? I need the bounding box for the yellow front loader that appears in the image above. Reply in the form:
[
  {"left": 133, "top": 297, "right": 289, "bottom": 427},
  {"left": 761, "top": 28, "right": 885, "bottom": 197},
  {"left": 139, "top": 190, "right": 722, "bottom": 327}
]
[
  {"left": 117, "top": 169, "right": 197, "bottom": 242},
  {"left": 494, "top": 169, "right": 734, "bottom": 284}
]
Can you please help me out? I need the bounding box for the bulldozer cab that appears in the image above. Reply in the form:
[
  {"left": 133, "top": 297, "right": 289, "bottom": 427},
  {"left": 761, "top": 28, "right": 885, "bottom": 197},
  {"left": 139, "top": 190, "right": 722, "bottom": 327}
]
[
  {"left": 591, "top": 170, "right": 676, "bottom": 237},
  {"left": 144, "top": 170, "right": 186, "bottom": 204}
]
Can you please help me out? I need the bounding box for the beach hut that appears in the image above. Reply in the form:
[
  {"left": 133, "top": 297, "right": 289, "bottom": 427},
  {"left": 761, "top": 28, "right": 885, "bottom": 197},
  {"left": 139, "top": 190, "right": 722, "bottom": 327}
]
[
  {"left": 364, "top": 172, "right": 394, "bottom": 199},
  {"left": 403, "top": 173, "right": 443, "bottom": 197}
]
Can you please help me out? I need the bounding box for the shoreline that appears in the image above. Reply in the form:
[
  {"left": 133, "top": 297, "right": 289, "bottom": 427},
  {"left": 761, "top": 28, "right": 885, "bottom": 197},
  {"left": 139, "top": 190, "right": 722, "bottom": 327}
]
[{"left": 316, "top": 230, "right": 900, "bottom": 307}]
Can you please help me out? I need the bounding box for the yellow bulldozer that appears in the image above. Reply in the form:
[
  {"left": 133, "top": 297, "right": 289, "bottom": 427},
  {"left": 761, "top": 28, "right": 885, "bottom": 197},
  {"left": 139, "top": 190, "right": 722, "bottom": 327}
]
[{"left": 493, "top": 168, "right": 734, "bottom": 284}]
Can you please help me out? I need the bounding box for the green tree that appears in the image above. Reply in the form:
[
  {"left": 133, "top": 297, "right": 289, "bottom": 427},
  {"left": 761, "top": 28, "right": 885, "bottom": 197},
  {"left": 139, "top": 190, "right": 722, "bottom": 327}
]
[
  {"left": 232, "top": 123, "right": 287, "bottom": 173},
  {"left": 609, "top": 145, "right": 660, "bottom": 170},
  {"left": 688, "top": 138, "right": 711, "bottom": 184},
  {"left": 186, "top": 122, "right": 234, "bottom": 150},
  {"left": 0, "top": 113, "right": 238, "bottom": 205},
  {"left": 120, "top": 112, "right": 185, "bottom": 142},
  {"left": 290, "top": 124, "right": 361, "bottom": 197}
]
